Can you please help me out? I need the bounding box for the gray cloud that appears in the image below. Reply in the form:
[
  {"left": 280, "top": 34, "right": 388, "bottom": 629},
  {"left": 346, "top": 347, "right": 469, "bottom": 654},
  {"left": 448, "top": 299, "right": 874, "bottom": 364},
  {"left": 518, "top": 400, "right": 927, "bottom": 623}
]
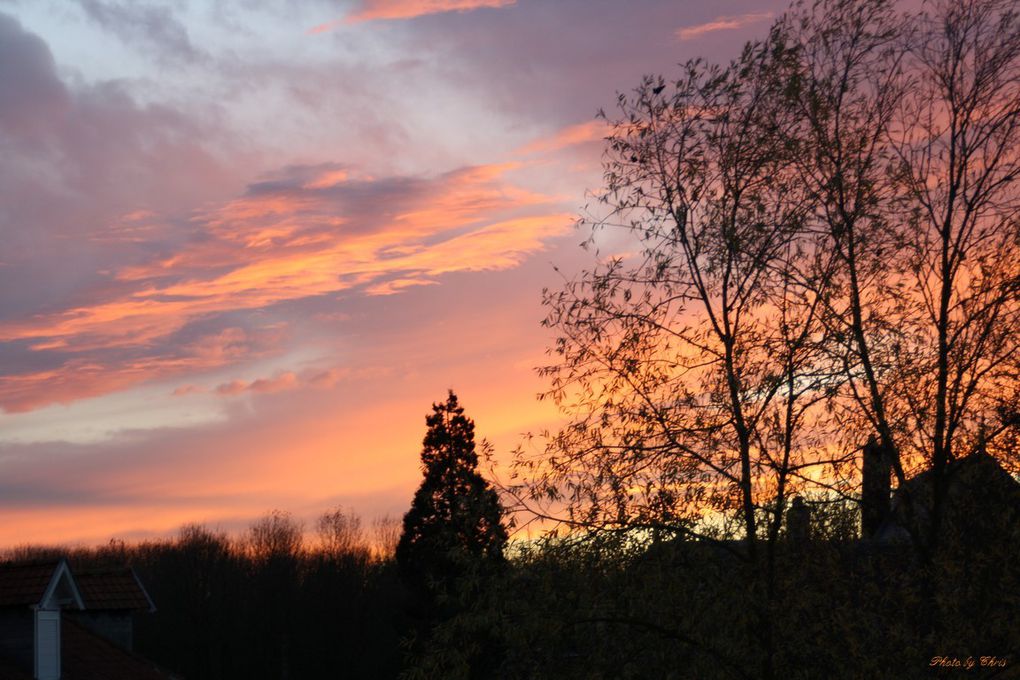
[
  {"left": 0, "top": 11, "right": 236, "bottom": 321},
  {"left": 390, "top": 0, "right": 790, "bottom": 127},
  {"left": 77, "top": 0, "right": 204, "bottom": 63},
  {"left": 0, "top": 13, "right": 68, "bottom": 139}
]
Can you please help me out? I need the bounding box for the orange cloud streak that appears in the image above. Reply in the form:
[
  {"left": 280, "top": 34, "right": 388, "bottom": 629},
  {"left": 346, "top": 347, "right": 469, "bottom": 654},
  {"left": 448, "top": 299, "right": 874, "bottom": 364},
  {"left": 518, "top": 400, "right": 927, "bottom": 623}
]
[
  {"left": 308, "top": 0, "right": 515, "bottom": 32},
  {"left": 518, "top": 120, "right": 608, "bottom": 155},
  {"left": 0, "top": 163, "right": 570, "bottom": 412},
  {"left": 676, "top": 12, "right": 773, "bottom": 41},
  {"left": 0, "top": 327, "right": 279, "bottom": 413}
]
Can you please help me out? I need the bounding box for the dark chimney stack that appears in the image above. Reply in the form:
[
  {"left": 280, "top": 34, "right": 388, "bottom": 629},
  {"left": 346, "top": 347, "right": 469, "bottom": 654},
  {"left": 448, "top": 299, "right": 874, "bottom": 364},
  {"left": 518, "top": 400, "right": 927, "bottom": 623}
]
[
  {"left": 786, "top": 496, "right": 811, "bottom": 543},
  {"left": 861, "top": 435, "right": 892, "bottom": 538}
]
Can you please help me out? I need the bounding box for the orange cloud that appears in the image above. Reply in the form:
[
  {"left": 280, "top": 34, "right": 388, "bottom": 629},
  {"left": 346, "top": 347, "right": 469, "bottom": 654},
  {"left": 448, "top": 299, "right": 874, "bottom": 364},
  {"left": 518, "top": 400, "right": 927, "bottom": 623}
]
[
  {"left": 518, "top": 120, "right": 608, "bottom": 155},
  {"left": 303, "top": 169, "right": 350, "bottom": 189},
  {"left": 0, "top": 164, "right": 564, "bottom": 349},
  {"left": 0, "top": 161, "right": 570, "bottom": 413},
  {"left": 196, "top": 366, "right": 356, "bottom": 397},
  {"left": 676, "top": 12, "right": 773, "bottom": 41},
  {"left": 309, "top": 0, "right": 514, "bottom": 32},
  {"left": 0, "top": 326, "right": 284, "bottom": 414},
  {"left": 212, "top": 371, "right": 304, "bottom": 396}
]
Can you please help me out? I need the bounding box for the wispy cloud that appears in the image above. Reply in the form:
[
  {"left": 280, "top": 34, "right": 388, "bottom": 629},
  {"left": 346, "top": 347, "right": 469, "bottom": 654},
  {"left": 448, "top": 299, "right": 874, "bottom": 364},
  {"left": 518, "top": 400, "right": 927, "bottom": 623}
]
[
  {"left": 215, "top": 372, "right": 298, "bottom": 395},
  {"left": 308, "top": 0, "right": 515, "bottom": 33},
  {"left": 676, "top": 12, "right": 773, "bottom": 41},
  {"left": 77, "top": 0, "right": 203, "bottom": 63},
  {"left": 0, "top": 162, "right": 570, "bottom": 413},
  {"left": 0, "top": 326, "right": 285, "bottom": 413},
  {"left": 180, "top": 366, "right": 350, "bottom": 398},
  {"left": 517, "top": 120, "right": 608, "bottom": 156}
]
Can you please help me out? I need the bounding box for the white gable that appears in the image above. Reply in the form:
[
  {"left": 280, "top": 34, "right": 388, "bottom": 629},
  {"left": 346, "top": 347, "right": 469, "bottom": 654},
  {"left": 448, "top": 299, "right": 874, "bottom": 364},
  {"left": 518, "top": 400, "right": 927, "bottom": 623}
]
[{"left": 39, "top": 560, "right": 84, "bottom": 611}]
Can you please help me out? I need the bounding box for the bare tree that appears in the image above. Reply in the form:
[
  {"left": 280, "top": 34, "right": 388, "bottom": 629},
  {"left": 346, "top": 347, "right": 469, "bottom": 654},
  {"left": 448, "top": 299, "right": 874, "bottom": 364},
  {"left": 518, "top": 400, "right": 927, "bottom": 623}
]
[
  {"left": 245, "top": 510, "right": 304, "bottom": 562},
  {"left": 509, "top": 0, "right": 1020, "bottom": 675},
  {"left": 523, "top": 34, "right": 849, "bottom": 532},
  {"left": 509, "top": 31, "right": 840, "bottom": 680},
  {"left": 778, "top": 0, "right": 909, "bottom": 485},
  {"left": 782, "top": 0, "right": 1020, "bottom": 550},
  {"left": 371, "top": 515, "right": 401, "bottom": 562},
  {"left": 887, "top": 0, "right": 1020, "bottom": 548},
  {"left": 316, "top": 505, "right": 367, "bottom": 559}
]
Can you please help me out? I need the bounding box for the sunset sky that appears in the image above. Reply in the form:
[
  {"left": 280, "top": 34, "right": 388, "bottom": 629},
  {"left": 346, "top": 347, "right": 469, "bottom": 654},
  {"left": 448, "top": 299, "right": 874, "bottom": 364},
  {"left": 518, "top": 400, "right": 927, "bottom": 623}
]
[{"left": 0, "top": 0, "right": 787, "bottom": 546}]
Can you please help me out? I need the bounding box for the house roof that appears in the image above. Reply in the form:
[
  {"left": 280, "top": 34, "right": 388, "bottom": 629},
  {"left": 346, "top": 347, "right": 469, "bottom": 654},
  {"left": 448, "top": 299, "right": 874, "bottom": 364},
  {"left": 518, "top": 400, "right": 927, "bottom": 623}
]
[
  {"left": 0, "top": 560, "right": 60, "bottom": 606},
  {"left": 0, "top": 657, "right": 32, "bottom": 680},
  {"left": 0, "top": 559, "right": 83, "bottom": 609},
  {"left": 61, "top": 618, "right": 175, "bottom": 680},
  {"left": 877, "top": 450, "right": 1020, "bottom": 543},
  {"left": 892, "top": 450, "right": 1020, "bottom": 511},
  {"left": 74, "top": 568, "right": 155, "bottom": 612},
  {"left": 0, "top": 562, "right": 169, "bottom": 679}
]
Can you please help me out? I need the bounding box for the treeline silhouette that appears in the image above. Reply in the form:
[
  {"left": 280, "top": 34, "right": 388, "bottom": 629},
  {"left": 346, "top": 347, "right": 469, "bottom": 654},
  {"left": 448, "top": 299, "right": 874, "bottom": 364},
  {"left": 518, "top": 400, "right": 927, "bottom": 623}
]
[
  {"left": 5, "top": 0, "right": 1019, "bottom": 675},
  {"left": 6, "top": 510, "right": 410, "bottom": 680},
  {"left": 5, "top": 496, "right": 1017, "bottom": 679},
  {"left": 405, "top": 497, "right": 1020, "bottom": 680}
]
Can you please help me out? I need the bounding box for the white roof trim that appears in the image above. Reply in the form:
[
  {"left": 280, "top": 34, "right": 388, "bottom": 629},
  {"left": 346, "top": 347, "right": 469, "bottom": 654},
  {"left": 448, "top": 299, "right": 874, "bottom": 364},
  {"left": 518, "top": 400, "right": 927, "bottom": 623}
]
[
  {"left": 129, "top": 567, "right": 157, "bottom": 613},
  {"left": 39, "top": 559, "right": 85, "bottom": 611}
]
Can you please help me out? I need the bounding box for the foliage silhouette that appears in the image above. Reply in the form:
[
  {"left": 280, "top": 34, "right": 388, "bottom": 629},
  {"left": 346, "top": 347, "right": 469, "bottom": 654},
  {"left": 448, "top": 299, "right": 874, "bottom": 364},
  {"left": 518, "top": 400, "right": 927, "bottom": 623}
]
[
  {"left": 396, "top": 391, "right": 508, "bottom": 680},
  {"left": 396, "top": 390, "right": 507, "bottom": 598},
  {"left": 502, "top": 0, "right": 1020, "bottom": 677}
]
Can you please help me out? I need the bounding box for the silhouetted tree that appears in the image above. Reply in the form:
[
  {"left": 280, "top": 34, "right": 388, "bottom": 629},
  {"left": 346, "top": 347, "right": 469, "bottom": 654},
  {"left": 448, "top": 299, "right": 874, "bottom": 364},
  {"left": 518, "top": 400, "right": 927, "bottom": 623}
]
[
  {"left": 779, "top": 0, "right": 1020, "bottom": 559},
  {"left": 394, "top": 393, "right": 510, "bottom": 680},
  {"left": 243, "top": 511, "right": 304, "bottom": 680},
  {"left": 245, "top": 510, "right": 304, "bottom": 562},
  {"left": 371, "top": 515, "right": 401, "bottom": 561},
  {"left": 397, "top": 391, "right": 507, "bottom": 599},
  {"left": 316, "top": 505, "right": 368, "bottom": 561},
  {"left": 507, "top": 0, "right": 1020, "bottom": 677}
]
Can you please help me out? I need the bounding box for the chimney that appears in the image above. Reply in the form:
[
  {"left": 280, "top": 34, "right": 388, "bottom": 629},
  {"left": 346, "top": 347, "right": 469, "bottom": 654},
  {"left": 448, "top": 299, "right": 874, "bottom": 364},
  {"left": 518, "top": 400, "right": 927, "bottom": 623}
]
[
  {"left": 861, "top": 435, "right": 891, "bottom": 538},
  {"left": 34, "top": 609, "right": 60, "bottom": 680},
  {"left": 786, "top": 496, "right": 811, "bottom": 542}
]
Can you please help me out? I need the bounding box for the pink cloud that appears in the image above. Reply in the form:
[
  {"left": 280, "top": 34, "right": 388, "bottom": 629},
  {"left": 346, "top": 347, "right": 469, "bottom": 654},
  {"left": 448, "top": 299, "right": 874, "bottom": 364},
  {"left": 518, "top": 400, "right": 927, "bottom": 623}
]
[
  {"left": 214, "top": 380, "right": 248, "bottom": 396},
  {"left": 517, "top": 120, "right": 608, "bottom": 156},
  {"left": 248, "top": 371, "right": 299, "bottom": 393},
  {"left": 308, "top": 0, "right": 515, "bottom": 32},
  {"left": 186, "top": 327, "right": 254, "bottom": 363},
  {"left": 0, "top": 163, "right": 567, "bottom": 384},
  {"left": 364, "top": 277, "right": 440, "bottom": 296},
  {"left": 0, "top": 324, "right": 286, "bottom": 413},
  {"left": 303, "top": 169, "right": 350, "bottom": 189},
  {"left": 212, "top": 372, "right": 301, "bottom": 396},
  {"left": 676, "top": 12, "right": 773, "bottom": 41},
  {"left": 196, "top": 367, "right": 352, "bottom": 399},
  {"left": 0, "top": 159, "right": 575, "bottom": 411},
  {"left": 1, "top": 354, "right": 231, "bottom": 414},
  {"left": 305, "top": 368, "right": 349, "bottom": 389}
]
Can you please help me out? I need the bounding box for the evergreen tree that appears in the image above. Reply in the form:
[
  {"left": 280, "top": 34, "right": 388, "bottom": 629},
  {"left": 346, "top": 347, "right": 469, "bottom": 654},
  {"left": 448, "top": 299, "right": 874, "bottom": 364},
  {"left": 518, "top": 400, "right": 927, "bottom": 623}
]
[{"left": 396, "top": 391, "right": 507, "bottom": 594}]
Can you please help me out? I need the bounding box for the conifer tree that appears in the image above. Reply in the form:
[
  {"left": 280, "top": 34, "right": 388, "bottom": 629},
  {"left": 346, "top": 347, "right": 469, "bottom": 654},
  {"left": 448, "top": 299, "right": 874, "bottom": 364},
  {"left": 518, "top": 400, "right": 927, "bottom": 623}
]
[{"left": 396, "top": 391, "right": 507, "bottom": 592}]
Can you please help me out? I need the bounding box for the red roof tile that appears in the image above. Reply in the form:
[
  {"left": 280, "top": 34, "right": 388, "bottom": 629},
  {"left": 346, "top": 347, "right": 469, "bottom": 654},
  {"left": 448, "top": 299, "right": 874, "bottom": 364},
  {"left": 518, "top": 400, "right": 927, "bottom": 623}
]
[
  {"left": 0, "top": 560, "right": 61, "bottom": 607},
  {"left": 74, "top": 569, "right": 153, "bottom": 611},
  {"left": 0, "top": 656, "right": 32, "bottom": 680},
  {"left": 62, "top": 619, "right": 175, "bottom": 680}
]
